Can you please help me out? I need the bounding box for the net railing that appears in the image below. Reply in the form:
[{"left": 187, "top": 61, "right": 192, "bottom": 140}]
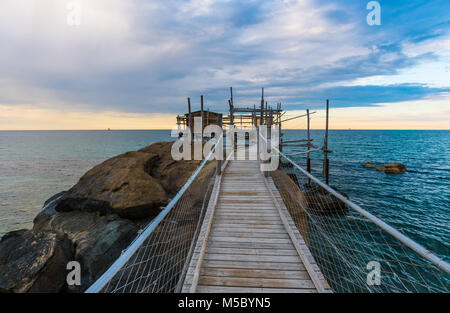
[
  {"left": 85, "top": 140, "right": 221, "bottom": 293},
  {"left": 273, "top": 149, "right": 450, "bottom": 293}
]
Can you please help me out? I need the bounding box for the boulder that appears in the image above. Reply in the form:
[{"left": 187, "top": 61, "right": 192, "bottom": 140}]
[
  {"left": 0, "top": 229, "right": 74, "bottom": 293},
  {"left": 33, "top": 197, "right": 138, "bottom": 292},
  {"left": 56, "top": 150, "right": 169, "bottom": 219},
  {"left": 271, "top": 170, "right": 309, "bottom": 246},
  {"left": 363, "top": 162, "right": 374, "bottom": 168},
  {"left": 139, "top": 142, "right": 208, "bottom": 197},
  {"left": 376, "top": 163, "right": 407, "bottom": 174},
  {"left": 56, "top": 142, "right": 215, "bottom": 220},
  {"left": 304, "top": 187, "right": 349, "bottom": 215}
]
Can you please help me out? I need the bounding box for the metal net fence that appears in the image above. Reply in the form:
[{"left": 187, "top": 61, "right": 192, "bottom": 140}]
[
  {"left": 86, "top": 158, "right": 217, "bottom": 293},
  {"left": 274, "top": 155, "right": 450, "bottom": 293}
]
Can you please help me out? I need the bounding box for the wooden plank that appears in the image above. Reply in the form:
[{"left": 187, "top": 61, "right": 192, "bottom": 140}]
[
  {"left": 209, "top": 236, "right": 291, "bottom": 244},
  {"left": 196, "top": 285, "right": 316, "bottom": 293},
  {"left": 204, "top": 253, "right": 302, "bottom": 263},
  {"left": 205, "top": 247, "right": 298, "bottom": 256},
  {"left": 199, "top": 268, "right": 308, "bottom": 279},
  {"left": 211, "top": 223, "right": 285, "bottom": 230},
  {"left": 210, "top": 232, "right": 289, "bottom": 239},
  {"left": 206, "top": 241, "right": 295, "bottom": 250},
  {"left": 202, "top": 260, "right": 304, "bottom": 271},
  {"left": 215, "top": 212, "right": 280, "bottom": 217},
  {"left": 199, "top": 276, "right": 316, "bottom": 289},
  {"left": 211, "top": 227, "right": 287, "bottom": 234}
]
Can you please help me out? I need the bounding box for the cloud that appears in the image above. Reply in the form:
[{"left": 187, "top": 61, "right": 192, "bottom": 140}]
[{"left": 0, "top": 0, "right": 449, "bottom": 128}]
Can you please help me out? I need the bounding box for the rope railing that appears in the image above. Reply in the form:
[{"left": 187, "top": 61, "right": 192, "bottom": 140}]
[
  {"left": 260, "top": 133, "right": 449, "bottom": 293},
  {"left": 85, "top": 137, "right": 222, "bottom": 293}
]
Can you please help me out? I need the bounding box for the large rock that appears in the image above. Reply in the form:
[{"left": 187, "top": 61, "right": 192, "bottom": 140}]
[
  {"left": 56, "top": 149, "right": 168, "bottom": 219},
  {"left": 363, "top": 162, "right": 374, "bottom": 168},
  {"left": 56, "top": 142, "right": 214, "bottom": 220},
  {"left": 33, "top": 197, "right": 138, "bottom": 292},
  {"left": 304, "top": 186, "right": 349, "bottom": 215},
  {"left": 0, "top": 229, "right": 74, "bottom": 293},
  {"left": 271, "top": 170, "right": 309, "bottom": 246},
  {"left": 139, "top": 142, "right": 208, "bottom": 197},
  {"left": 376, "top": 163, "right": 407, "bottom": 174}
]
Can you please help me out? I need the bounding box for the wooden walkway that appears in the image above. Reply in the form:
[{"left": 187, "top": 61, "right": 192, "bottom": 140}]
[{"left": 182, "top": 158, "right": 331, "bottom": 293}]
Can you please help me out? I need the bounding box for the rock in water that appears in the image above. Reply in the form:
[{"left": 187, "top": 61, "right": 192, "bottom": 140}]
[
  {"left": 376, "top": 163, "right": 407, "bottom": 174},
  {"left": 33, "top": 197, "right": 138, "bottom": 292},
  {"left": 304, "top": 187, "right": 349, "bottom": 214},
  {"left": 0, "top": 229, "right": 74, "bottom": 293},
  {"left": 363, "top": 162, "right": 374, "bottom": 167},
  {"left": 56, "top": 150, "right": 169, "bottom": 219}
]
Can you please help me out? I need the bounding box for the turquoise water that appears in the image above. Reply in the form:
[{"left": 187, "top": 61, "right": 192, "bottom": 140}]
[
  {"left": 0, "top": 130, "right": 172, "bottom": 235},
  {"left": 0, "top": 130, "right": 449, "bottom": 264}
]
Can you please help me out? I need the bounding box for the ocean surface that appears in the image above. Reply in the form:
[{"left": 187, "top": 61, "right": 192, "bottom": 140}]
[{"left": 0, "top": 130, "right": 449, "bottom": 264}]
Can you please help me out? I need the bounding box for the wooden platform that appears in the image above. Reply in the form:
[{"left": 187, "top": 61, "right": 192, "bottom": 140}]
[{"left": 182, "top": 158, "right": 331, "bottom": 293}]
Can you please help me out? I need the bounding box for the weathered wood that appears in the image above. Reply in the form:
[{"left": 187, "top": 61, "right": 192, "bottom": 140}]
[
  {"left": 307, "top": 109, "right": 311, "bottom": 178},
  {"left": 182, "top": 157, "right": 330, "bottom": 293},
  {"left": 323, "top": 99, "right": 329, "bottom": 184},
  {"left": 196, "top": 285, "right": 316, "bottom": 293},
  {"left": 199, "top": 276, "right": 315, "bottom": 289},
  {"left": 199, "top": 268, "right": 308, "bottom": 279}
]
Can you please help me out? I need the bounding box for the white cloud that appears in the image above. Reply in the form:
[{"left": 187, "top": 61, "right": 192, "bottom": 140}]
[{"left": 343, "top": 34, "right": 450, "bottom": 88}]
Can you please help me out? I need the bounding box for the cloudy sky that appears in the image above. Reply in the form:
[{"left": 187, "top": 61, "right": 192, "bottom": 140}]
[{"left": 0, "top": 0, "right": 449, "bottom": 129}]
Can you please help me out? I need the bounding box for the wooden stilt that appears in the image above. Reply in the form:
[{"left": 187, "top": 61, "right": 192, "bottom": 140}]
[{"left": 323, "top": 100, "right": 329, "bottom": 185}]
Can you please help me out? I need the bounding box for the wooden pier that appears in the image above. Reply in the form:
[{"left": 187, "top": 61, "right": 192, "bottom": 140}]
[{"left": 182, "top": 156, "right": 331, "bottom": 293}]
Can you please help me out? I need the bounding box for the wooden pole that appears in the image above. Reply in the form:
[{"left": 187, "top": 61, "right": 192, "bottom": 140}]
[
  {"left": 188, "top": 97, "right": 193, "bottom": 141},
  {"left": 260, "top": 88, "right": 264, "bottom": 125},
  {"left": 201, "top": 95, "right": 204, "bottom": 144},
  {"left": 216, "top": 115, "right": 223, "bottom": 176},
  {"left": 228, "top": 100, "right": 234, "bottom": 126},
  {"left": 307, "top": 109, "right": 311, "bottom": 174},
  {"left": 230, "top": 87, "right": 233, "bottom": 107},
  {"left": 265, "top": 109, "right": 272, "bottom": 177},
  {"left": 278, "top": 103, "right": 282, "bottom": 154},
  {"left": 323, "top": 100, "right": 329, "bottom": 185}
]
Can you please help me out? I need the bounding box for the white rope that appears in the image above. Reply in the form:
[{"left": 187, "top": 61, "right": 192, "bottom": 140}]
[{"left": 284, "top": 147, "right": 322, "bottom": 156}]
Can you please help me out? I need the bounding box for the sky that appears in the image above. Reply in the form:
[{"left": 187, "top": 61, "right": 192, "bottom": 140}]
[{"left": 0, "top": 0, "right": 449, "bottom": 130}]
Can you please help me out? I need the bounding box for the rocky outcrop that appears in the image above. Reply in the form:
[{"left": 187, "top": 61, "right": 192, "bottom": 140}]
[
  {"left": 56, "top": 150, "right": 168, "bottom": 220},
  {"left": 271, "top": 170, "right": 309, "bottom": 246},
  {"left": 33, "top": 197, "right": 138, "bottom": 292},
  {"left": 0, "top": 229, "right": 74, "bottom": 293},
  {"left": 0, "top": 141, "right": 216, "bottom": 293},
  {"left": 363, "top": 162, "right": 374, "bottom": 167},
  {"left": 304, "top": 187, "right": 349, "bottom": 214},
  {"left": 376, "top": 163, "right": 407, "bottom": 174},
  {"left": 55, "top": 141, "right": 212, "bottom": 220}
]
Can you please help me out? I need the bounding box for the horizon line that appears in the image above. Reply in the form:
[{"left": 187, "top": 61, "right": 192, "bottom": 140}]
[{"left": 0, "top": 128, "right": 449, "bottom": 131}]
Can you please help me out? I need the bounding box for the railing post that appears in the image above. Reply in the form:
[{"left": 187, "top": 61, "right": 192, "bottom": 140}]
[
  {"left": 265, "top": 110, "right": 272, "bottom": 177},
  {"left": 216, "top": 116, "right": 223, "bottom": 176},
  {"left": 323, "top": 99, "right": 329, "bottom": 185}
]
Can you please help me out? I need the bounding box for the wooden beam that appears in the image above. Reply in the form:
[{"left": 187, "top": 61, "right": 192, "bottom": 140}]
[{"left": 280, "top": 111, "right": 316, "bottom": 123}]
